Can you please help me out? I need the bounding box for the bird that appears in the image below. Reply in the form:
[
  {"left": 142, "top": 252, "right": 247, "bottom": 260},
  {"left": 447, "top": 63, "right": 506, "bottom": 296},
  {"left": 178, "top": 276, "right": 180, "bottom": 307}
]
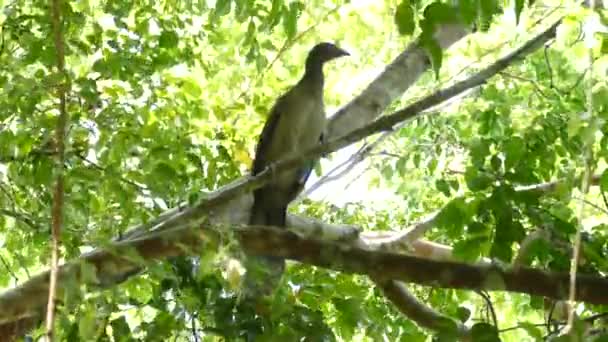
[{"left": 244, "top": 42, "right": 349, "bottom": 296}]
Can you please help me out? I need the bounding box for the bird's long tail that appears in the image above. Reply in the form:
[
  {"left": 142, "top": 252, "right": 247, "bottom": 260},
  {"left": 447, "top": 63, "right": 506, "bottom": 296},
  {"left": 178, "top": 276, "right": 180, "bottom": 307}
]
[{"left": 242, "top": 200, "right": 287, "bottom": 298}]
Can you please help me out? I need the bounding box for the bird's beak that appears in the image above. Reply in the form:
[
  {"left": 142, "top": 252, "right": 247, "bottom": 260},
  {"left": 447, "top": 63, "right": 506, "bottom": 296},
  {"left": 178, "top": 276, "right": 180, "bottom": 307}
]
[{"left": 336, "top": 48, "right": 350, "bottom": 57}]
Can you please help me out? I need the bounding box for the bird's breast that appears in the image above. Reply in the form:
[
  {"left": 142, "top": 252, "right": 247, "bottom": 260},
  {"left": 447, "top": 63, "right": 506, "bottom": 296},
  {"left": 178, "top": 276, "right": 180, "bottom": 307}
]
[
  {"left": 277, "top": 97, "right": 324, "bottom": 149},
  {"left": 264, "top": 97, "right": 326, "bottom": 188}
]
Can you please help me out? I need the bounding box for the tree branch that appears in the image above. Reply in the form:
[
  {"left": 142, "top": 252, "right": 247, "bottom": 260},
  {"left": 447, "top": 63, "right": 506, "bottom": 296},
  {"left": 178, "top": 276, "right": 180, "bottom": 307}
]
[
  {"left": 0, "top": 222, "right": 209, "bottom": 326},
  {"left": 378, "top": 280, "right": 471, "bottom": 340},
  {"left": 4, "top": 222, "right": 608, "bottom": 333},
  {"left": 239, "top": 226, "right": 608, "bottom": 304},
  {"left": 47, "top": 0, "right": 69, "bottom": 337}
]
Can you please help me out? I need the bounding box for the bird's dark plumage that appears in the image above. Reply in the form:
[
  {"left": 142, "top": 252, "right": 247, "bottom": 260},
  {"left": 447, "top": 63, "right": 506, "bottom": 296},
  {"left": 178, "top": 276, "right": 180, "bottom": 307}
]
[{"left": 245, "top": 42, "right": 349, "bottom": 295}]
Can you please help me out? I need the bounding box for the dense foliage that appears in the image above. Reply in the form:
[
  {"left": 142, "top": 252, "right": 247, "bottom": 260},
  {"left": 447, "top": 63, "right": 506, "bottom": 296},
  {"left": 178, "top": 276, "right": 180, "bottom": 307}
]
[{"left": 1, "top": 0, "right": 608, "bottom": 341}]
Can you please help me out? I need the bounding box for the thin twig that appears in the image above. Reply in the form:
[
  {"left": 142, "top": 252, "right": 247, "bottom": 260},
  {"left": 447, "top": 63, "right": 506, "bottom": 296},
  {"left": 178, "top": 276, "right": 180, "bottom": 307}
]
[
  {"left": 477, "top": 290, "right": 498, "bottom": 329},
  {"left": 298, "top": 143, "right": 369, "bottom": 200},
  {"left": 230, "top": 4, "right": 343, "bottom": 113},
  {"left": 191, "top": 313, "right": 199, "bottom": 342},
  {"left": 544, "top": 45, "right": 555, "bottom": 89},
  {"left": 566, "top": 0, "right": 596, "bottom": 330},
  {"left": 499, "top": 71, "right": 550, "bottom": 99},
  {"left": 0, "top": 181, "right": 17, "bottom": 209},
  {"left": 46, "top": 0, "right": 69, "bottom": 338},
  {"left": 75, "top": 153, "right": 148, "bottom": 191},
  {"left": 571, "top": 196, "right": 608, "bottom": 215},
  {"left": 0, "top": 209, "right": 37, "bottom": 229},
  {"left": 565, "top": 68, "right": 589, "bottom": 93},
  {"left": 601, "top": 190, "right": 608, "bottom": 211},
  {"left": 14, "top": 253, "right": 31, "bottom": 279},
  {"left": 0, "top": 254, "right": 19, "bottom": 284},
  {"left": 341, "top": 163, "right": 373, "bottom": 195},
  {"left": 264, "top": 5, "right": 342, "bottom": 75},
  {"left": 498, "top": 322, "right": 547, "bottom": 333}
]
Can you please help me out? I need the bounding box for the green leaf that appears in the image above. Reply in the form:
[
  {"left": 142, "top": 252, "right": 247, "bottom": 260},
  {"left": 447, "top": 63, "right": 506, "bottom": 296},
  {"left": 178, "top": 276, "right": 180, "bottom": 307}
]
[
  {"left": 601, "top": 35, "right": 608, "bottom": 55},
  {"left": 111, "top": 316, "right": 131, "bottom": 340},
  {"left": 182, "top": 78, "right": 202, "bottom": 98},
  {"left": 600, "top": 169, "right": 608, "bottom": 193},
  {"left": 333, "top": 297, "right": 362, "bottom": 340},
  {"left": 504, "top": 136, "right": 526, "bottom": 170},
  {"left": 33, "top": 157, "right": 54, "bottom": 186},
  {"left": 519, "top": 321, "right": 543, "bottom": 339},
  {"left": 395, "top": 0, "right": 415, "bottom": 35},
  {"left": 465, "top": 167, "right": 493, "bottom": 192},
  {"left": 283, "top": 1, "right": 304, "bottom": 40},
  {"left": 514, "top": 0, "right": 525, "bottom": 24},
  {"left": 469, "top": 139, "right": 490, "bottom": 167},
  {"left": 458, "top": 0, "right": 477, "bottom": 26},
  {"left": 419, "top": 34, "right": 442, "bottom": 77},
  {"left": 455, "top": 306, "right": 471, "bottom": 323},
  {"left": 159, "top": 30, "right": 179, "bottom": 49},
  {"left": 428, "top": 157, "right": 437, "bottom": 173},
  {"left": 478, "top": 110, "right": 498, "bottom": 135},
  {"left": 591, "top": 333, "right": 608, "bottom": 341},
  {"left": 467, "top": 221, "right": 489, "bottom": 236},
  {"left": 453, "top": 237, "right": 486, "bottom": 262},
  {"left": 396, "top": 157, "right": 407, "bottom": 173},
  {"left": 125, "top": 278, "right": 154, "bottom": 304},
  {"left": 470, "top": 323, "right": 500, "bottom": 342},
  {"left": 478, "top": 0, "right": 501, "bottom": 32},
  {"left": 422, "top": 2, "right": 460, "bottom": 27},
  {"left": 434, "top": 318, "right": 461, "bottom": 340},
  {"left": 154, "top": 162, "right": 178, "bottom": 179},
  {"left": 436, "top": 179, "right": 451, "bottom": 196},
  {"left": 78, "top": 309, "right": 98, "bottom": 340},
  {"left": 215, "top": 0, "right": 232, "bottom": 17},
  {"left": 449, "top": 179, "right": 460, "bottom": 192},
  {"left": 490, "top": 155, "right": 501, "bottom": 172},
  {"left": 489, "top": 243, "right": 511, "bottom": 264},
  {"left": 381, "top": 163, "right": 394, "bottom": 179},
  {"left": 413, "top": 152, "right": 421, "bottom": 167},
  {"left": 234, "top": 0, "right": 253, "bottom": 22},
  {"left": 266, "top": 0, "right": 284, "bottom": 31},
  {"left": 435, "top": 197, "right": 471, "bottom": 236}
]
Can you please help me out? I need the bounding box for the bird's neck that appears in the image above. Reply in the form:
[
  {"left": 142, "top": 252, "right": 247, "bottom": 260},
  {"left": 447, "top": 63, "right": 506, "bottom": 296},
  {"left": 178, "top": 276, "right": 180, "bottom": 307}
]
[{"left": 301, "top": 56, "right": 325, "bottom": 90}]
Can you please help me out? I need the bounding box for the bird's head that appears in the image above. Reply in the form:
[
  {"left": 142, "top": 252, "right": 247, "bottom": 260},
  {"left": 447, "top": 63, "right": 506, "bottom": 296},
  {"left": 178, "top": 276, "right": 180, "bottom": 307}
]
[{"left": 307, "top": 42, "right": 350, "bottom": 64}]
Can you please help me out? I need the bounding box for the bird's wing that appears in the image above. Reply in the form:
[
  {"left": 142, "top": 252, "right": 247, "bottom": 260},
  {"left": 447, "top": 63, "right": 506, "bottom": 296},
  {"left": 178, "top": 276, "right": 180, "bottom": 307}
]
[
  {"left": 296, "top": 132, "right": 324, "bottom": 185},
  {"left": 296, "top": 160, "right": 314, "bottom": 185},
  {"left": 251, "top": 95, "right": 287, "bottom": 175}
]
